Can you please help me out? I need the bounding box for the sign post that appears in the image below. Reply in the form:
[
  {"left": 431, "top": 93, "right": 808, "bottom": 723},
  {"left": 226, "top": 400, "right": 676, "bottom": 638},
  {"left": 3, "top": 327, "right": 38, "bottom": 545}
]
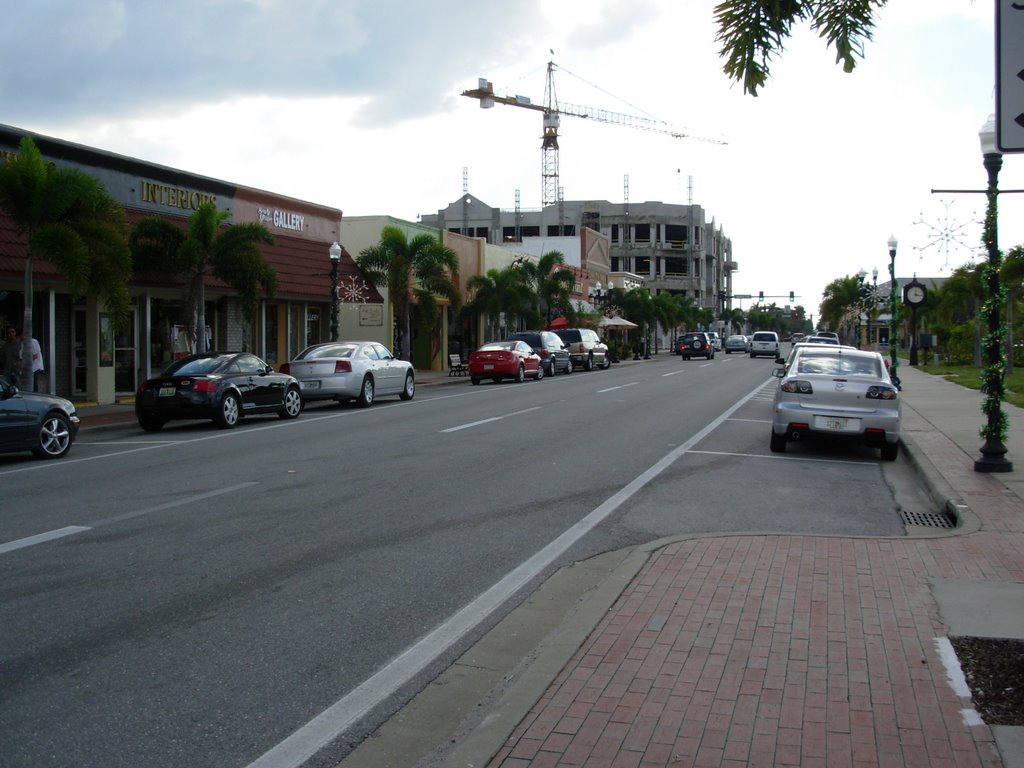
[{"left": 997, "top": 0, "right": 1024, "bottom": 152}]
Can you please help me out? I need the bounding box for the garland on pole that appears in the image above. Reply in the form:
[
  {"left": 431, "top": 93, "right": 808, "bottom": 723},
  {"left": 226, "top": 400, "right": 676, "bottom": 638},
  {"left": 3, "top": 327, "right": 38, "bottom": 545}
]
[{"left": 978, "top": 193, "right": 1008, "bottom": 442}]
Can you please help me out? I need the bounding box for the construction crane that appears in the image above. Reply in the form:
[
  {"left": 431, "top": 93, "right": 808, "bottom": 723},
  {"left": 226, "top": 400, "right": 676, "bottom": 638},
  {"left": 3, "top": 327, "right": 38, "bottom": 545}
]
[{"left": 461, "top": 60, "right": 726, "bottom": 207}]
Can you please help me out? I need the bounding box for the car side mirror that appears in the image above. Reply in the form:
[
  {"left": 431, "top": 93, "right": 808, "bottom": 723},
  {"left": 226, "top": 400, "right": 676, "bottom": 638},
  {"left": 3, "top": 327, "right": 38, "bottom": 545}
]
[
  {"left": 0, "top": 380, "right": 14, "bottom": 398},
  {"left": 264, "top": 365, "right": 274, "bottom": 374},
  {"left": 772, "top": 367, "right": 786, "bottom": 378},
  {"left": 775, "top": 356, "right": 785, "bottom": 364}
]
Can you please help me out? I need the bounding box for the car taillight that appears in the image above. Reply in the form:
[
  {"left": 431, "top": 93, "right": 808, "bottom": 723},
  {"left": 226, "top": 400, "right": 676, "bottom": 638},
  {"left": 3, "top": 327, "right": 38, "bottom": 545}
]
[
  {"left": 279, "top": 362, "right": 290, "bottom": 374},
  {"left": 335, "top": 360, "right": 352, "bottom": 372},
  {"left": 866, "top": 385, "right": 898, "bottom": 400},
  {"left": 781, "top": 379, "right": 813, "bottom": 394},
  {"left": 192, "top": 380, "right": 217, "bottom": 393}
]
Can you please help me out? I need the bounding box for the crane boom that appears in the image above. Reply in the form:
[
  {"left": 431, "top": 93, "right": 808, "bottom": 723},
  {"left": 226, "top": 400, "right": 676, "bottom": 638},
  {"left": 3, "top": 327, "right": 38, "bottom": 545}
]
[{"left": 461, "top": 61, "right": 725, "bottom": 206}]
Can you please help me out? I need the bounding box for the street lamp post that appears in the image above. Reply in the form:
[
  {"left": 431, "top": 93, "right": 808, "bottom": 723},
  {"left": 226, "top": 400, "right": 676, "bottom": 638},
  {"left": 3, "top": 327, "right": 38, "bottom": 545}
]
[
  {"left": 328, "top": 241, "right": 341, "bottom": 342},
  {"left": 887, "top": 235, "right": 899, "bottom": 386},
  {"left": 974, "top": 114, "right": 1012, "bottom": 472},
  {"left": 870, "top": 267, "right": 879, "bottom": 345},
  {"left": 856, "top": 269, "right": 867, "bottom": 348}
]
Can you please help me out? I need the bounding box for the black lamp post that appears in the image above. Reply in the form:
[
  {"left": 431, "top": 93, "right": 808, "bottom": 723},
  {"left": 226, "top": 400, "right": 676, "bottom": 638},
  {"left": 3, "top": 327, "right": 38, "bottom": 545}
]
[
  {"left": 329, "top": 241, "right": 341, "bottom": 342},
  {"left": 974, "top": 114, "right": 1012, "bottom": 472},
  {"left": 887, "top": 235, "right": 899, "bottom": 385},
  {"left": 870, "top": 267, "right": 878, "bottom": 345}
]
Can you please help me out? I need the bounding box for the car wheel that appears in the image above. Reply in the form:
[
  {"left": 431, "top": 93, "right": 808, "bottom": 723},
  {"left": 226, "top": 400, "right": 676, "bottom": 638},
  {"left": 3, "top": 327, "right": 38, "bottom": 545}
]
[
  {"left": 31, "top": 412, "right": 74, "bottom": 459},
  {"left": 399, "top": 371, "right": 415, "bottom": 400},
  {"left": 356, "top": 375, "right": 375, "bottom": 407},
  {"left": 278, "top": 386, "right": 303, "bottom": 419},
  {"left": 584, "top": 353, "right": 594, "bottom": 372},
  {"left": 471, "top": 376, "right": 481, "bottom": 385},
  {"left": 138, "top": 415, "right": 166, "bottom": 432},
  {"left": 546, "top": 359, "right": 556, "bottom": 377},
  {"left": 726, "top": 349, "right": 731, "bottom": 354},
  {"left": 880, "top": 442, "right": 899, "bottom": 461},
  {"left": 515, "top": 364, "right": 525, "bottom": 383},
  {"left": 215, "top": 392, "right": 241, "bottom": 429},
  {"left": 564, "top": 359, "right": 573, "bottom": 374},
  {"left": 601, "top": 355, "right": 611, "bottom": 369},
  {"left": 769, "top": 431, "right": 787, "bottom": 453},
  {"left": 535, "top": 363, "right": 544, "bottom": 380},
  {"left": 750, "top": 352, "right": 756, "bottom": 358}
]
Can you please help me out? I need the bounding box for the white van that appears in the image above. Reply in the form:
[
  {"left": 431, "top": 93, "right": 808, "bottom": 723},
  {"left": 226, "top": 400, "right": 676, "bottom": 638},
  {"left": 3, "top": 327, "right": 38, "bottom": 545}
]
[{"left": 749, "top": 331, "right": 780, "bottom": 358}]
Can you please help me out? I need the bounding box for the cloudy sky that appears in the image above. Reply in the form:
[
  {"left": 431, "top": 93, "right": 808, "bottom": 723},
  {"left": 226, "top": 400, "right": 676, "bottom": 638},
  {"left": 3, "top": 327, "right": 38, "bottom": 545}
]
[{"left": 3, "top": 0, "right": 1021, "bottom": 321}]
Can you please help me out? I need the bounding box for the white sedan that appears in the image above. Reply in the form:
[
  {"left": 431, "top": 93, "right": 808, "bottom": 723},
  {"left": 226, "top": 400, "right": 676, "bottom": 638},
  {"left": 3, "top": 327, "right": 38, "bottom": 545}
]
[
  {"left": 770, "top": 347, "right": 900, "bottom": 460},
  {"left": 281, "top": 341, "right": 415, "bottom": 408}
]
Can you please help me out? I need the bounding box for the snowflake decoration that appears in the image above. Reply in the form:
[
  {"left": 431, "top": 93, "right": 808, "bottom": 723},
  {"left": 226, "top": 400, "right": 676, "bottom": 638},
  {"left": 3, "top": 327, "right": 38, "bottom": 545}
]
[
  {"left": 339, "top": 274, "right": 369, "bottom": 303},
  {"left": 913, "top": 199, "right": 980, "bottom": 273}
]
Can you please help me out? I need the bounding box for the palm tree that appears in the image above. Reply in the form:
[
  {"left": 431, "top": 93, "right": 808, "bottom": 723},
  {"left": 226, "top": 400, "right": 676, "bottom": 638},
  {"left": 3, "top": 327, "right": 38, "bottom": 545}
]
[
  {"left": 514, "top": 250, "right": 576, "bottom": 327},
  {"left": 650, "top": 292, "right": 681, "bottom": 353},
  {"left": 130, "top": 201, "right": 276, "bottom": 353},
  {"left": 0, "top": 136, "right": 133, "bottom": 386},
  {"left": 720, "top": 307, "right": 746, "bottom": 335},
  {"left": 463, "top": 266, "right": 533, "bottom": 338},
  {"left": 356, "top": 225, "right": 460, "bottom": 361}
]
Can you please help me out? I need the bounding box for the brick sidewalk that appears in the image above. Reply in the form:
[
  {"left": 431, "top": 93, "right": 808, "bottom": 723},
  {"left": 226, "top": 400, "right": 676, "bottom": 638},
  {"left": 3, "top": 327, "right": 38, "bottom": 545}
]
[{"left": 487, "top": 403, "right": 1024, "bottom": 768}]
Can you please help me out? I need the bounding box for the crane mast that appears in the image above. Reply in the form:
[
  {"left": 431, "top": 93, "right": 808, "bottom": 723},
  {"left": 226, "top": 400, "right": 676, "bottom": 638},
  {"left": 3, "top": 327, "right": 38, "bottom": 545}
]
[{"left": 462, "top": 60, "right": 725, "bottom": 207}]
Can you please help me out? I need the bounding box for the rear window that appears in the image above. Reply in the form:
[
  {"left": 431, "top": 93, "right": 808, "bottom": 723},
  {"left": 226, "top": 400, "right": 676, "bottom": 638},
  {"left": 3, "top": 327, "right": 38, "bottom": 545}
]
[
  {"left": 796, "top": 354, "right": 881, "bottom": 377},
  {"left": 555, "top": 330, "right": 581, "bottom": 343},
  {"left": 510, "top": 333, "right": 541, "bottom": 346},
  {"left": 752, "top": 333, "right": 777, "bottom": 342}
]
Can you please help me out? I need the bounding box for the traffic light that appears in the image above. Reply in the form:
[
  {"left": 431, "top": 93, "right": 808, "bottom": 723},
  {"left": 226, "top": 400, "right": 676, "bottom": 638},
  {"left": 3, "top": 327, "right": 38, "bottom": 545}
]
[
  {"left": 789, "top": 291, "right": 795, "bottom": 302},
  {"left": 758, "top": 290, "right": 764, "bottom": 302}
]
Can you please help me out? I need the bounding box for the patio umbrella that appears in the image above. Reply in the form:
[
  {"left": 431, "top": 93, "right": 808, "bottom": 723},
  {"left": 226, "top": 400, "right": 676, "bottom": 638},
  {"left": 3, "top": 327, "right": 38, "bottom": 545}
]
[{"left": 598, "top": 316, "right": 638, "bottom": 329}]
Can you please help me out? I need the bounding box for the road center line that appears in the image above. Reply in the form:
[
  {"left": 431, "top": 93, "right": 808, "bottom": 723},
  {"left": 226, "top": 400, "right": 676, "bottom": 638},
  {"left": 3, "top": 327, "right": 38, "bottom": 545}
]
[
  {"left": 440, "top": 406, "right": 542, "bottom": 433},
  {"left": 597, "top": 382, "right": 639, "bottom": 393},
  {"left": 245, "top": 380, "right": 766, "bottom": 768},
  {"left": 662, "top": 370, "right": 686, "bottom": 377}
]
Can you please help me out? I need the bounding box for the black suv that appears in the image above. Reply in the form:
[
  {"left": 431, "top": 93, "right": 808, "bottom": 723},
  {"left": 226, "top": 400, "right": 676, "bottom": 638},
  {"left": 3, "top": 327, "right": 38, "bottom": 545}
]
[
  {"left": 676, "top": 332, "right": 715, "bottom": 360},
  {"left": 507, "top": 331, "right": 573, "bottom": 376},
  {"left": 553, "top": 328, "right": 610, "bottom": 371}
]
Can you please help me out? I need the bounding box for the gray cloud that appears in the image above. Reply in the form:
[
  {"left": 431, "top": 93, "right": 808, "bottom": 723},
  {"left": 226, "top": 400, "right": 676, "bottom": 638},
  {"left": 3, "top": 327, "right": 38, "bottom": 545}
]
[{"left": 0, "top": 0, "right": 547, "bottom": 126}]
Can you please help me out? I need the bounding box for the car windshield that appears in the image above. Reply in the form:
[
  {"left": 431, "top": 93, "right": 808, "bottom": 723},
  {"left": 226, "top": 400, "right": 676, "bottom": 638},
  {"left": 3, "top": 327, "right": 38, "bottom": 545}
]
[
  {"left": 795, "top": 354, "right": 881, "bottom": 377},
  {"left": 479, "top": 342, "right": 516, "bottom": 351},
  {"left": 301, "top": 344, "right": 357, "bottom": 359},
  {"left": 163, "top": 355, "right": 231, "bottom": 375}
]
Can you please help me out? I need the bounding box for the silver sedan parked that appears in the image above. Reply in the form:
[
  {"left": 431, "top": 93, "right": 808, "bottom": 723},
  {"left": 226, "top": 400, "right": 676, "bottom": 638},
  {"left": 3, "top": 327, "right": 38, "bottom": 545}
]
[
  {"left": 770, "top": 347, "right": 900, "bottom": 460},
  {"left": 281, "top": 341, "right": 415, "bottom": 408}
]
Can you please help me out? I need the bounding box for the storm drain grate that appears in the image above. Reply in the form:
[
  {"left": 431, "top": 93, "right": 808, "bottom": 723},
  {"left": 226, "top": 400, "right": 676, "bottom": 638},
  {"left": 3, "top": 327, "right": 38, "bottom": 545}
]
[{"left": 900, "top": 509, "right": 957, "bottom": 529}]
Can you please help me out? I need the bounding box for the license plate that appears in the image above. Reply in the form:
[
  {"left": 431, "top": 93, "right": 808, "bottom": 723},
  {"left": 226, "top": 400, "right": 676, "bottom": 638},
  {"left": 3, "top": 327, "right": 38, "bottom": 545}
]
[
  {"left": 816, "top": 415, "right": 859, "bottom": 432},
  {"left": 158, "top": 386, "right": 176, "bottom": 397},
  {"left": 484, "top": 364, "right": 494, "bottom": 370},
  {"left": 301, "top": 380, "right": 320, "bottom": 389}
]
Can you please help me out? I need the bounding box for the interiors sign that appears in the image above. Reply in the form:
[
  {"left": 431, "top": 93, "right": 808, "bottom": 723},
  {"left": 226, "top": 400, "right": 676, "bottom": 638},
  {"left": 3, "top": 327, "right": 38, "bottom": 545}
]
[
  {"left": 140, "top": 180, "right": 216, "bottom": 210},
  {"left": 258, "top": 207, "right": 304, "bottom": 232}
]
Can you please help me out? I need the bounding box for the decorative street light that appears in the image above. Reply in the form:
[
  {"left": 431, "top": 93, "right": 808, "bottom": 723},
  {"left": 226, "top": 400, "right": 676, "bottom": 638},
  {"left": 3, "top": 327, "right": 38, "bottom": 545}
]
[
  {"left": 328, "top": 241, "right": 342, "bottom": 342},
  {"left": 870, "top": 266, "right": 879, "bottom": 345},
  {"left": 887, "top": 235, "right": 899, "bottom": 386},
  {"left": 974, "top": 114, "right": 1012, "bottom": 472},
  {"left": 856, "top": 269, "right": 867, "bottom": 348}
]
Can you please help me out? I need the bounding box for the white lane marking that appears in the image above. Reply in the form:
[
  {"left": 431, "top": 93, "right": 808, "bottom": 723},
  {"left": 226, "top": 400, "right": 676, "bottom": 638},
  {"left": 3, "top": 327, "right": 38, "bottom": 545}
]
[
  {"left": 245, "top": 380, "right": 766, "bottom": 768},
  {"left": 440, "top": 406, "right": 542, "bottom": 433},
  {"left": 0, "top": 483, "right": 258, "bottom": 556},
  {"left": 0, "top": 526, "right": 91, "bottom": 555},
  {"left": 662, "top": 370, "right": 686, "bottom": 377},
  {"left": 597, "top": 382, "right": 638, "bottom": 393},
  {"left": 688, "top": 450, "right": 875, "bottom": 466}
]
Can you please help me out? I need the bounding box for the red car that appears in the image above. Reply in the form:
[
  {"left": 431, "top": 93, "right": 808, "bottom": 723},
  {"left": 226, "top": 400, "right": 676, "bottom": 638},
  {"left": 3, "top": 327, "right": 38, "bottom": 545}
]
[{"left": 469, "top": 340, "right": 543, "bottom": 384}]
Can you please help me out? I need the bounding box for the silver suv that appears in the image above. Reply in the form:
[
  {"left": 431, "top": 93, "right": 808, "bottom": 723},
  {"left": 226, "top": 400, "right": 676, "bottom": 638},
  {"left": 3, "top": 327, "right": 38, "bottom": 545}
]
[
  {"left": 554, "top": 328, "right": 610, "bottom": 371},
  {"left": 749, "top": 331, "right": 780, "bottom": 358}
]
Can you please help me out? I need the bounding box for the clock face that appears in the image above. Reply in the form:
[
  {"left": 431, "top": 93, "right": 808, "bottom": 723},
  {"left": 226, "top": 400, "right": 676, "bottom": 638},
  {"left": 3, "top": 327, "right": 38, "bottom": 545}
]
[{"left": 906, "top": 285, "right": 925, "bottom": 304}]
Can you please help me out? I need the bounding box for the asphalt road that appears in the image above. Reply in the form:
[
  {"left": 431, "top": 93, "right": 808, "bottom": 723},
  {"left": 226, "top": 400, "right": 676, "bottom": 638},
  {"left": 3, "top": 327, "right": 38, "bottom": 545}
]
[{"left": 0, "top": 351, "right": 913, "bottom": 768}]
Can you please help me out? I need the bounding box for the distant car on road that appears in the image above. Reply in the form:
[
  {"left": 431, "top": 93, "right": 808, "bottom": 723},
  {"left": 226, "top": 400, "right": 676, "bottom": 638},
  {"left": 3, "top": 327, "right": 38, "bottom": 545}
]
[
  {"left": 676, "top": 332, "right": 715, "bottom": 360},
  {"left": 469, "top": 340, "right": 543, "bottom": 384},
  {"left": 749, "top": 331, "right": 780, "bottom": 358},
  {"left": 724, "top": 334, "right": 748, "bottom": 354},
  {"left": 136, "top": 352, "right": 303, "bottom": 431},
  {"left": 281, "top": 341, "right": 415, "bottom": 408},
  {"left": 507, "top": 331, "right": 573, "bottom": 376},
  {"left": 707, "top": 331, "right": 723, "bottom": 352},
  {"left": 0, "top": 379, "right": 79, "bottom": 459},
  {"left": 770, "top": 346, "right": 900, "bottom": 460}
]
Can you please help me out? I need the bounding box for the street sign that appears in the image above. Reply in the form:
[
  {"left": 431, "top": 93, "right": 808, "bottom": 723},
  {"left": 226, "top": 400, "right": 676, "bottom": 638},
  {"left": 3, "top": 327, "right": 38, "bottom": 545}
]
[
  {"left": 732, "top": 294, "right": 752, "bottom": 299},
  {"left": 997, "top": 0, "right": 1024, "bottom": 152}
]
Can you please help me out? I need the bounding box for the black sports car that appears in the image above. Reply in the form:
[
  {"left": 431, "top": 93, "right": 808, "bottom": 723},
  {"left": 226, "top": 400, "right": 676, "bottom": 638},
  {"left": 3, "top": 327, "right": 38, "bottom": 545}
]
[
  {"left": 0, "top": 379, "right": 80, "bottom": 459},
  {"left": 135, "top": 352, "right": 303, "bottom": 431}
]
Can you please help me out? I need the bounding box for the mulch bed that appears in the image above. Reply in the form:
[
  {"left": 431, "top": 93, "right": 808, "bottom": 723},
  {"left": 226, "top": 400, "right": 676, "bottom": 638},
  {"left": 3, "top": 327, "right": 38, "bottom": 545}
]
[{"left": 949, "top": 636, "right": 1024, "bottom": 725}]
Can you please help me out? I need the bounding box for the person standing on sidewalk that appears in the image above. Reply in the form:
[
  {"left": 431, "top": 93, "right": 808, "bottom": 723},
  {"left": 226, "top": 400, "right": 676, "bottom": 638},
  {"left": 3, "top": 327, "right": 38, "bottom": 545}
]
[
  {"left": 1, "top": 326, "right": 22, "bottom": 386},
  {"left": 26, "top": 333, "right": 43, "bottom": 390}
]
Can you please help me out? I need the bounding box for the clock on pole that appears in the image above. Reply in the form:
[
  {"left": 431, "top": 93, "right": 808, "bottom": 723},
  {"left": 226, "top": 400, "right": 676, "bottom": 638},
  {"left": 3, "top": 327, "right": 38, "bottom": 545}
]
[{"left": 903, "top": 279, "right": 927, "bottom": 365}]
